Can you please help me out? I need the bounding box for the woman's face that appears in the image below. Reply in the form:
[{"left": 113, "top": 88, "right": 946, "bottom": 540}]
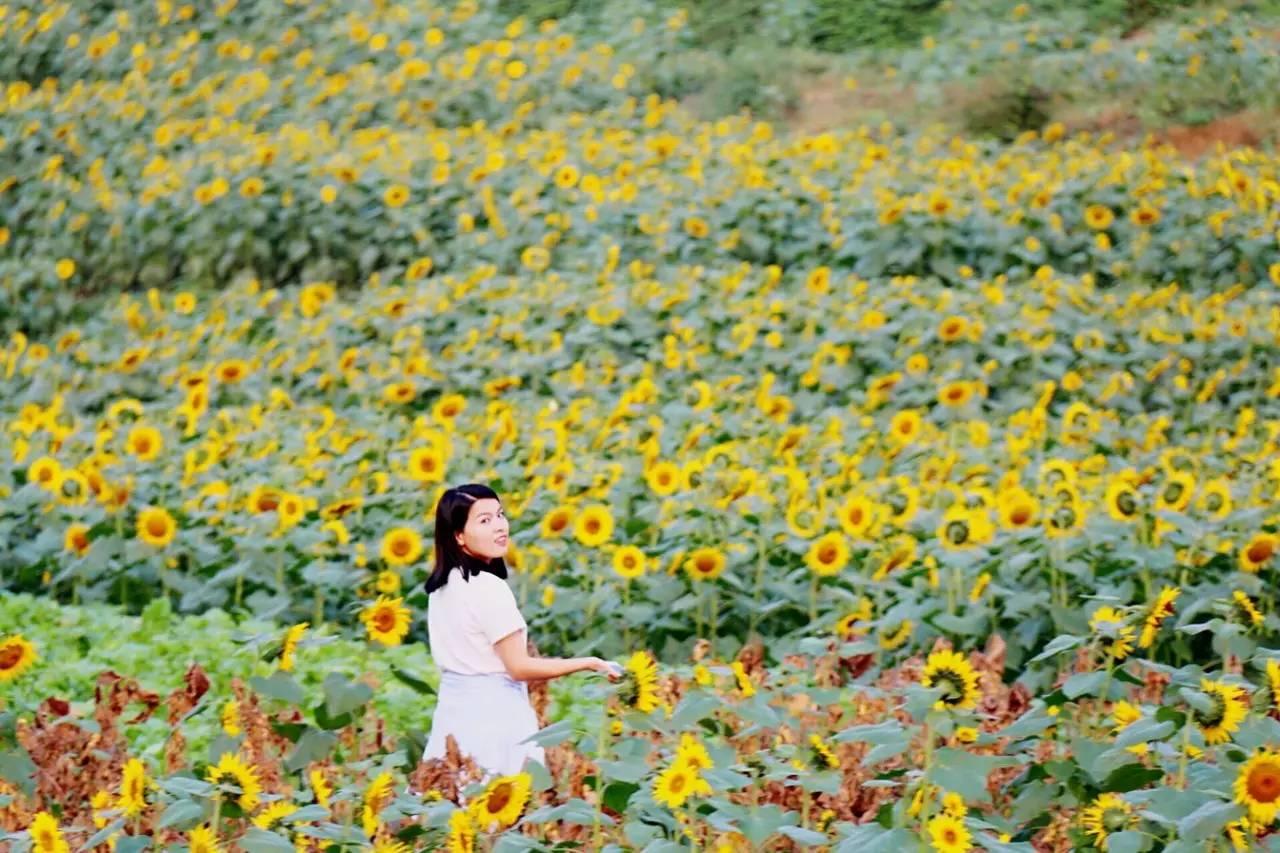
[{"left": 455, "top": 498, "right": 509, "bottom": 560}]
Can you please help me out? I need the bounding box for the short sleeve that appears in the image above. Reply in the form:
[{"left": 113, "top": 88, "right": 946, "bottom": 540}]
[{"left": 466, "top": 573, "right": 527, "bottom": 645}]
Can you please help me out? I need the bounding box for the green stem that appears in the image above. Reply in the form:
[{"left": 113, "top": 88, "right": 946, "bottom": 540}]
[
  {"left": 808, "top": 573, "right": 817, "bottom": 624},
  {"left": 917, "top": 717, "right": 935, "bottom": 850},
  {"left": 593, "top": 699, "right": 610, "bottom": 849},
  {"left": 314, "top": 587, "right": 325, "bottom": 625},
  {"left": 749, "top": 529, "right": 767, "bottom": 639},
  {"left": 709, "top": 589, "right": 719, "bottom": 659}
]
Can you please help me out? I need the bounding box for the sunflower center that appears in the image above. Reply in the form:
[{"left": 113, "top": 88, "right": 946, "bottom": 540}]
[
  {"left": 819, "top": 545, "right": 837, "bottom": 563},
  {"left": 585, "top": 520, "right": 599, "bottom": 534},
  {"left": 945, "top": 520, "right": 969, "bottom": 545},
  {"left": 1010, "top": 507, "right": 1030, "bottom": 525},
  {"left": 1116, "top": 491, "right": 1136, "bottom": 515},
  {"left": 1249, "top": 541, "right": 1274, "bottom": 563},
  {"left": 550, "top": 516, "right": 567, "bottom": 531},
  {"left": 1163, "top": 483, "right": 1184, "bottom": 503},
  {"left": 942, "top": 827, "right": 959, "bottom": 843},
  {"left": 487, "top": 782, "right": 512, "bottom": 813},
  {"left": 0, "top": 644, "right": 23, "bottom": 670},
  {"left": 1248, "top": 763, "right": 1280, "bottom": 802},
  {"left": 1102, "top": 807, "right": 1130, "bottom": 831},
  {"left": 392, "top": 538, "right": 411, "bottom": 556},
  {"left": 372, "top": 608, "right": 397, "bottom": 633},
  {"left": 668, "top": 772, "right": 687, "bottom": 794},
  {"left": 696, "top": 556, "right": 715, "bottom": 573},
  {"left": 147, "top": 517, "right": 169, "bottom": 537},
  {"left": 933, "top": 669, "right": 967, "bottom": 705}
]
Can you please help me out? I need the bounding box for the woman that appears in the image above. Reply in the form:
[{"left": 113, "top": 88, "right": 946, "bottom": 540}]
[{"left": 421, "top": 483, "right": 621, "bottom": 778}]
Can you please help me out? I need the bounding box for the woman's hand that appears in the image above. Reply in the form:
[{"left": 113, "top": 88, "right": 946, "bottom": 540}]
[{"left": 583, "top": 657, "right": 624, "bottom": 681}]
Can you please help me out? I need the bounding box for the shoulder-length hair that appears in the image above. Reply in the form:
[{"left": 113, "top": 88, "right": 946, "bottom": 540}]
[{"left": 424, "top": 483, "right": 508, "bottom": 594}]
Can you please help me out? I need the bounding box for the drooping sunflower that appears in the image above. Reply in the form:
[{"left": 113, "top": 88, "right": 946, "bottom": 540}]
[
  {"left": 360, "top": 596, "right": 413, "bottom": 647},
  {"left": 1089, "top": 606, "right": 1135, "bottom": 661},
  {"left": 574, "top": 503, "right": 614, "bottom": 547},
  {"left": 1138, "top": 587, "right": 1181, "bottom": 648},
  {"left": 380, "top": 527, "right": 423, "bottom": 566},
  {"left": 611, "top": 545, "right": 647, "bottom": 580},
  {"left": 879, "top": 619, "right": 914, "bottom": 651},
  {"left": 1236, "top": 749, "right": 1280, "bottom": 824},
  {"left": 362, "top": 771, "right": 394, "bottom": 836},
  {"left": 1080, "top": 792, "right": 1136, "bottom": 850},
  {"left": 279, "top": 622, "right": 308, "bottom": 672},
  {"left": 835, "top": 597, "right": 874, "bottom": 638},
  {"left": 188, "top": 825, "right": 222, "bottom": 853},
  {"left": 251, "top": 801, "right": 298, "bottom": 831},
  {"left": 468, "top": 771, "right": 532, "bottom": 831},
  {"left": 872, "top": 536, "right": 917, "bottom": 581},
  {"left": 684, "top": 546, "right": 726, "bottom": 582},
  {"left": 1194, "top": 679, "right": 1249, "bottom": 745},
  {"left": 117, "top": 757, "right": 147, "bottom": 818},
  {"left": 64, "top": 523, "right": 91, "bottom": 557},
  {"left": 804, "top": 531, "right": 849, "bottom": 577},
  {"left": 925, "top": 812, "right": 971, "bottom": 853},
  {"left": 206, "top": 751, "right": 262, "bottom": 811},
  {"left": 921, "top": 648, "right": 981, "bottom": 711},
  {"left": 1267, "top": 659, "right": 1280, "bottom": 713},
  {"left": 136, "top": 506, "right": 177, "bottom": 548},
  {"left": 620, "top": 650, "right": 661, "bottom": 713},
  {"left": 1233, "top": 590, "right": 1264, "bottom": 627},
  {"left": 808, "top": 733, "right": 840, "bottom": 770},
  {"left": 1239, "top": 534, "right": 1277, "bottom": 573},
  {"left": 29, "top": 812, "right": 70, "bottom": 853},
  {"left": 445, "top": 808, "right": 475, "bottom": 853}
]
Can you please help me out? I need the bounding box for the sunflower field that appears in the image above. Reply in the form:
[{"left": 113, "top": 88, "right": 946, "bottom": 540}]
[{"left": 4, "top": 0, "right": 1280, "bottom": 850}]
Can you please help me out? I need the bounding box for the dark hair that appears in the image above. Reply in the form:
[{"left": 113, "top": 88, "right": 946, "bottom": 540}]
[{"left": 424, "top": 483, "right": 509, "bottom": 594}]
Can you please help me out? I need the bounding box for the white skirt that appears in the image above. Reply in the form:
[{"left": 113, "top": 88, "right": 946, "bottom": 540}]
[{"left": 422, "top": 670, "right": 546, "bottom": 779}]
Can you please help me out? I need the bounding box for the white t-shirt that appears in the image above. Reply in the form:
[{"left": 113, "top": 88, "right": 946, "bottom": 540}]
[{"left": 427, "top": 567, "right": 527, "bottom": 675}]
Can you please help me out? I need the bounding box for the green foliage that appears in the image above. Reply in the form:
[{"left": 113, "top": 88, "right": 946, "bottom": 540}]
[{"left": 808, "top": 0, "right": 945, "bottom": 52}]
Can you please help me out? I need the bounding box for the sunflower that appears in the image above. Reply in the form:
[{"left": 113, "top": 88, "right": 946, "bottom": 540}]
[
  {"left": 1089, "top": 606, "right": 1135, "bottom": 660},
  {"left": 885, "top": 478, "right": 921, "bottom": 525},
  {"left": 937, "top": 380, "right": 975, "bottom": 408},
  {"left": 279, "top": 622, "right": 308, "bottom": 672},
  {"left": 380, "top": 527, "right": 423, "bottom": 566},
  {"left": 206, "top": 751, "right": 261, "bottom": 811},
  {"left": 652, "top": 759, "right": 711, "bottom": 809},
  {"left": 996, "top": 487, "right": 1039, "bottom": 529},
  {"left": 937, "top": 506, "right": 992, "bottom": 550},
  {"left": 1194, "top": 679, "right": 1248, "bottom": 745},
  {"left": 1237, "top": 750, "right": 1280, "bottom": 824},
  {"left": 276, "top": 492, "right": 306, "bottom": 530},
  {"left": 405, "top": 447, "right": 446, "bottom": 483},
  {"left": 1138, "top": 586, "right": 1180, "bottom": 648},
  {"left": 1084, "top": 203, "right": 1115, "bottom": 229},
  {"left": 125, "top": 425, "right": 163, "bottom": 461},
  {"left": 27, "top": 455, "right": 61, "bottom": 490},
  {"left": 804, "top": 531, "right": 849, "bottom": 577},
  {"left": 360, "top": 596, "right": 413, "bottom": 646},
  {"left": 1156, "top": 470, "right": 1195, "bottom": 512},
  {"left": 611, "top": 545, "right": 647, "bottom": 579},
  {"left": 117, "top": 757, "right": 148, "bottom": 818},
  {"left": 888, "top": 409, "right": 923, "bottom": 445},
  {"left": 521, "top": 245, "right": 551, "bottom": 272},
  {"left": 1197, "top": 477, "right": 1233, "bottom": 519},
  {"left": 872, "top": 536, "right": 917, "bottom": 581},
  {"left": 619, "top": 650, "right": 661, "bottom": 712},
  {"left": 0, "top": 635, "right": 37, "bottom": 683},
  {"left": 835, "top": 597, "right": 874, "bottom": 638},
  {"left": 362, "top": 771, "right": 394, "bottom": 836},
  {"left": 64, "top": 523, "right": 91, "bottom": 557},
  {"left": 216, "top": 358, "right": 250, "bottom": 383},
  {"left": 1233, "top": 590, "right": 1264, "bottom": 627},
  {"left": 808, "top": 733, "right": 840, "bottom": 769},
  {"left": 1239, "top": 534, "right": 1276, "bottom": 573},
  {"left": 837, "top": 495, "right": 880, "bottom": 539},
  {"left": 383, "top": 183, "right": 410, "bottom": 207},
  {"left": 382, "top": 381, "right": 416, "bottom": 404},
  {"left": 1080, "top": 792, "right": 1135, "bottom": 850},
  {"left": 732, "top": 660, "right": 756, "bottom": 697},
  {"left": 675, "top": 733, "right": 713, "bottom": 772},
  {"left": 574, "top": 503, "right": 614, "bottom": 547},
  {"left": 540, "top": 505, "right": 573, "bottom": 538},
  {"left": 1267, "top": 659, "right": 1280, "bottom": 713},
  {"left": 247, "top": 485, "right": 282, "bottom": 514},
  {"left": 879, "top": 619, "right": 914, "bottom": 650},
  {"left": 29, "top": 812, "right": 69, "bottom": 853},
  {"left": 925, "top": 812, "right": 971, "bottom": 852},
  {"left": 645, "top": 461, "right": 681, "bottom": 496},
  {"left": 188, "top": 825, "right": 221, "bottom": 853},
  {"left": 136, "top": 506, "right": 178, "bottom": 548},
  {"left": 683, "top": 546, "right": 726, "bottom": 581},
  {"left": 322, "top": 496, "right": 363, "bottom": 519},
  {"left": 445, "top": 808, "right": 475, "bottom": 853},
  {"left": 1104, "top": 479, "right": 1140, "bottom": 522},
  {"left": 252, "top": 801, "right": 298, "bottom": 830},
  {"left": 469, "top": 771, "right": 532, "bottom": 831},
  {"left": 921, "top": 648, "right": 981, "bottom": 711}
]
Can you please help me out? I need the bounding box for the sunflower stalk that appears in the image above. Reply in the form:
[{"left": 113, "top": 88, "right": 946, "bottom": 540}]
[
  {"left": 749, "top": 528, "right": 767, "bottom": 639},
  {"left": 917, "top": 716, "right": 936, "bottom": 853}
]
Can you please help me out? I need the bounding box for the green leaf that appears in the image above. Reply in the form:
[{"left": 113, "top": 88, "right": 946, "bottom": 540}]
[
  {"left": 238, "top": 827, "right": 298, "bottom": 853},
  {"left": 322, "top": 672, "right": 373, "bottom": 717},
  {"left": 250, "top": 671, "right": 305, "bottom": 705},
  {"left": 1104, "top": 830, "right": 1145, "bottom": 853},
  {"left": 1114, "top": 718, "right": 1175, "bottom": 748},
  {"left": 602, "top": 781, "right": 639, "bottom": 814},
  {"left": 1176, "top": 799, "right": 1242, "bottom": 842},
  {"left": 928, "top": 749, "right": 1015, "bottom": 804},
  {"left": 285, "top": 729, "right": 338, "bottom": 772},
  {"left": 157, "top": 799, "right": 206, "bottom": 829},
  {"left": 390, "top": 666, "right": 436, "bottom": 695},
  {"left": 1063, "top": 671, "right": 1109, "bottom": 699},
  {"left": 1099, "top": 764, "right": 1164, "bottom": 793}
]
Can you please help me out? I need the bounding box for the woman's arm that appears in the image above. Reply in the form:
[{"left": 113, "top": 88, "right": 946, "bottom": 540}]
[{"left": 493, "top": 631, "right": 619, "bottom": 682}]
